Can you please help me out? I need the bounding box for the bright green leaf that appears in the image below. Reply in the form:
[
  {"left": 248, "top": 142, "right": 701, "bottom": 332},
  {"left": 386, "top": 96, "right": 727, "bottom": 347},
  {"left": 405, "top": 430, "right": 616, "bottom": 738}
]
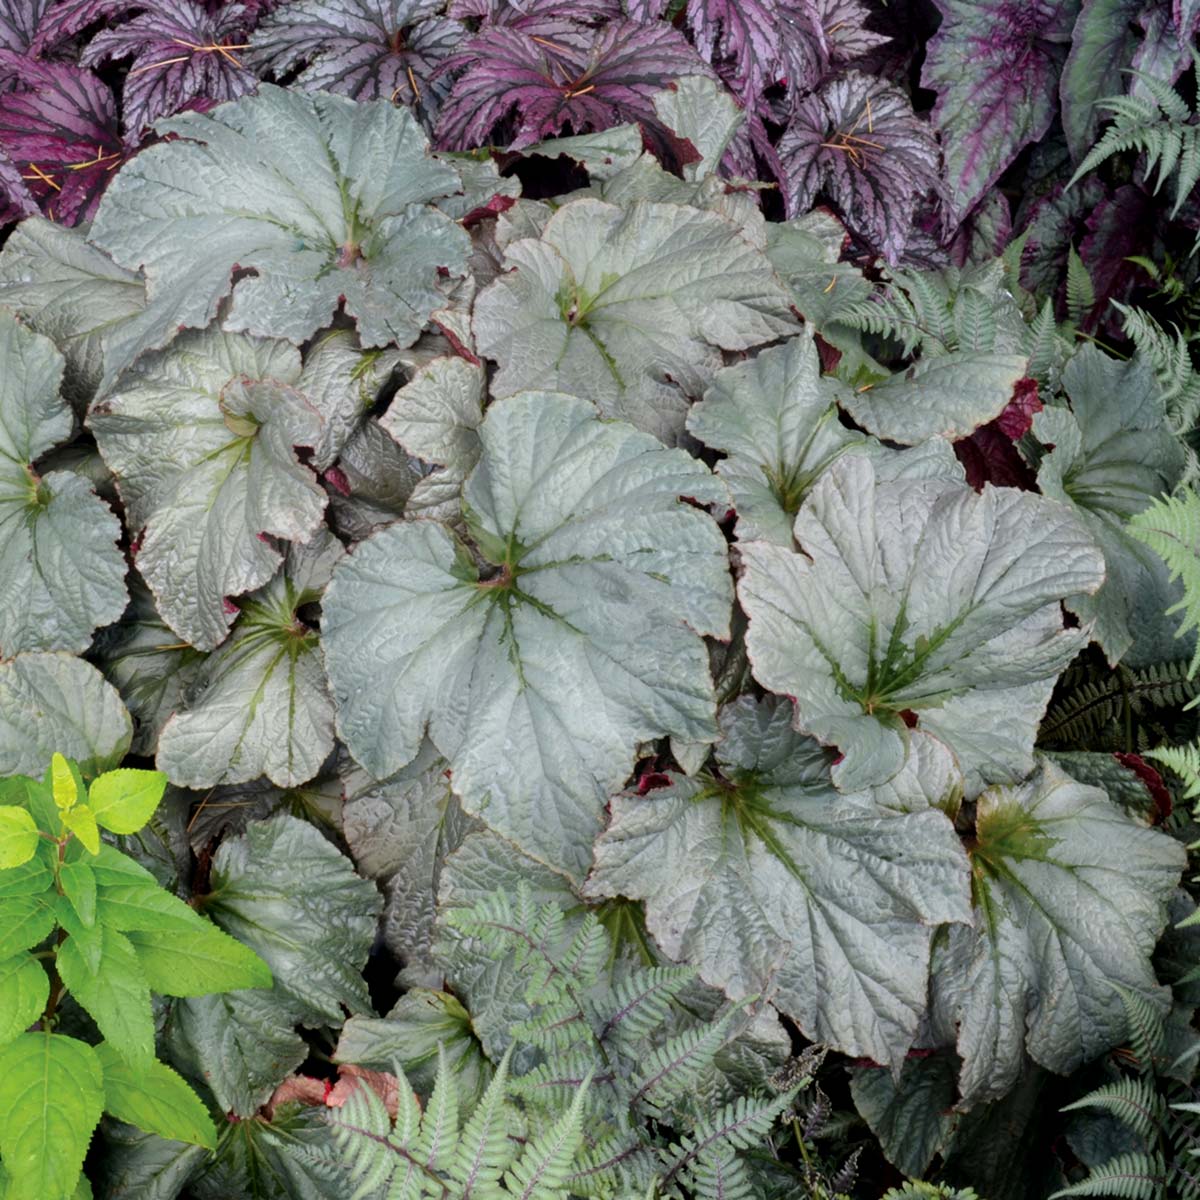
[
  {"left": 0, "top": 1032, "right": 103, "bottom": 1200},
  {"left": 0, "top": 897, "right": 55, "bottom": 958},
  {"left": 126, "top": 925, "right": 272, "bottom": 996},
  {"left": 0, "top": 953, "right": 49, "bottom": 1047},
  {"left": 0, "top": 807, "right": 38, "bottom": 869},
  {"left": 95, "top": 1043, "right": 216, "bottom": 1149},
  {"left": 58, "top": 860, "right": 96, "bottom": 928},
  {"left": 61, "top": 805, "right": 100, "bottom": 855},
  {"left": 86, "top": 769, "right": 167, "bottom": 836}
]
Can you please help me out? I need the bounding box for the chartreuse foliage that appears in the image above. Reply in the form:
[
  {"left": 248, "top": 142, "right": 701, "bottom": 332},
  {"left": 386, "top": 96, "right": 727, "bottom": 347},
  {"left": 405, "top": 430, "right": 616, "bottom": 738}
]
[{"left": 0, "top": 753, "right": 271, "bottom": 1200}]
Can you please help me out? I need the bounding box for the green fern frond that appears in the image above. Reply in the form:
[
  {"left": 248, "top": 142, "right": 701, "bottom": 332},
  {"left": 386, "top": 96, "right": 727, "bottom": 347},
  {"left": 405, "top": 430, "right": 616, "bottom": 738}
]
[
  {"left": 1049, "top": 1152, "right": 1165, "bottom": 1200},
  {"left": 683, "top": 1148, "right": 756, "bottom": 1200},
  {"left": 630, "top": 1011, "right": 735, "bottom": 1115},
  {"left": 593, "top": 965, "right": 697, "bottom": 1055},
  {"left": 1115, "top": 985, "right": 1169, "bottom": 1069},
  {"left": 502, "top": 1074, "right": 592, "bottom": 1200},
  {"left": 1062, "top": 1077, "right": 1166, "bottom": 1138},
  {"left": 1145, "top": 743, "right": 1200, "bottom": 800},
  {"left": 566, "top": 1135, "right": 656, "bottom": 1197},
  {"left": 1129, "top": 491, "right": 1200, "bottom": 678},
  {"left": 449, "top": 1046, "right": 516, "bottom": 1196},
  {"left": 1067, "top": 247, "right": 1096, "bottom": 326},
  {"left": 1040, "top": 659, "right": 1200, "bottom": 746},
  {"left": 415, "top": 1044, "right": 462, "bottom": 1168},
  {"left": 1115, "top": 305, "right": 1200, "bottom": 438},
  {"left": 881, "top": 1185, "right": 981, "bottom": 1200}
]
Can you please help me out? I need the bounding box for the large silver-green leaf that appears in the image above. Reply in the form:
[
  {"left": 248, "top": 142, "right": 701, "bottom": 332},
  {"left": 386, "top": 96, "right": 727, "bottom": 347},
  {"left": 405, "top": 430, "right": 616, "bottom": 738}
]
[
  {"left": 585, "top": 696, "right": 972, "bottom": 1071},
  {"left": 0, "top": 311, "right": 127, "bottom": 656},
  {"left": 0, "top": 653, "right": 131, "bottom": 778},
  {"left": 155, "top": 531, "right": 343, "bottom": 789},
  {"left": 341, "top": 739, "right": 479, "bottom": 984},
  {"left": 685, "top": 332, "right": 962, "bottom": 546},
  {"left": 323, "top": 391, "right": 732, "bottom": 880},
  {"left": 1035, "top": 346, "right": 1187, "bottom": 665},
  {"left": 90, "top": 86, "right": 470, "bottom": 358},
  {"left": 88, "top": 329, "right": 326, "bottom": 651},
  {"left": 934, "top": 760, "right": 1185, "bottom": 1108},
  {"left": 473, "top": 197, "right": 796, "bottom": 443},
  {"left": 0, "top": 218, "right": 147, "bottom": 408},
  {"left": 204, "top": 814, "right": 382, "bottom": 1024},
  {"left": 738, "top": 456, "right": 1106, "bottom": 794},
  {"left": 378, "top": 355, "right": 484, "bottom": 520},
  {"left": 838, "top": 352, "right": 1027, "bottom": 445}
]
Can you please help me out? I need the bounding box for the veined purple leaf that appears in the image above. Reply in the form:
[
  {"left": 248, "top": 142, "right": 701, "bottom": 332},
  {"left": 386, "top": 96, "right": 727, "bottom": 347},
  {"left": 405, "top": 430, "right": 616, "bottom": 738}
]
[
  {"left": 81, "top": 0, "right": 256, "bottom": 133},
  {"left": 30, "top": 0, "right": 134, "bottom": 51},
  {"left": 248, "top": 0, "right": 459, "bottom": 113},
  {"left": 816, "top": 0, "right": 891, "bottom": 64},
  {"left": 434, "top": 17, "right": 712, "bottom": 152},
  {"left": 0, "top": 53, "right": 127, "bottom": 224},
  {"left": 447, "top": 0, "right": 619, "bottom": 23},
  {"left": 1079, "top": 183, "right": 1155, "bottom": 332},
  {"left": 684, "top": 0, "right": 826, "bottom": 100},
  {"left": 922, "top": 0, "right": 1076, "bottom": 225},
  {"left": 0, "top": 0, "right": 54, "bottom": 52},
  {"left": 0, "top": 146, "right": 35, "bottom": 221},
  {"left": 777, "top": 70, "right": 940, "bottom": 263}
]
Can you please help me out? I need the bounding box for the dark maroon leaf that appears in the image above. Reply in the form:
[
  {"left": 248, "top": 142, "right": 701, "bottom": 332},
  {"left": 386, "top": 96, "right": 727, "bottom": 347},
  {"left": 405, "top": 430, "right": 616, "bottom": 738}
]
[
  {"left": 434, "top": 17, "right": 713, "bottom": 152},
  {"left": 954, "top": 378, "right": 1041, "bottom": 491},
  {"left": 248, "top": 0, "right": 460, "bottom": 114},
  {"left": 777, "top": 70, "right": 940, "bottom": 262},
  {"left": 1079, "top": 183, "right": 1156, "bottom": 333},
  {"left": 0, "top": 52, "right": 127, "bottom": 224},
  {"left": 81, "top": 0, "right": 256, "bottom": 133},
  {"left": 922, "top": 0, "right": 1076, "bottom": 225}
]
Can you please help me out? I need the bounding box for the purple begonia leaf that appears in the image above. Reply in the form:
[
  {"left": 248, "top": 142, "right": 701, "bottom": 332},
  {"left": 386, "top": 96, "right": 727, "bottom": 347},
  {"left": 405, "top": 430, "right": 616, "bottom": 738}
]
[
  {"left": 248, "top": 0, "right": 459, "bottom": 115},
  {"left": 448, "top": 0, "right": 620, "bottom": 23},
  {"left": 1179, "top": 0, "right": 1200, "bottom": 36},
  {"left": 434, "top": 17, "right": 713, "bottom": 152},
  {"left": 1013, "top": 176, "right": 1103, "bottom": 301},
  {"left": 777, "top": 70, "right": 940, "bottom": 263},
  {"left": 816, "top": 0, "right": 891, "bottom": 64},
  {"left": 30, "top": 0, "right": 135, "bottom": 51},
  {"left": 0, "top": 146, "right": 35, "bottom": 221},
  {"left": 0, "top": 0, "right": 54, "bottom": 52},
  {"left": 1079, "top": 183, "right": 1156, "bottom": 333},
  {"left": 683, "top": 0, "right": 826, "bottom": 102},
  {"left": 82, "top": 0, "right": 256, "bottom": 133},
  {"left": 1060, "top": 0, "right": 1145, "bottom": 162},
  {"left": 1130, "top": 3, "right": 1190, "bottom": 91},
  {"left": 0, "top": 53, "right": 127, "bottom": 225},
  {"left": 922, "top": 0, "right": 1077, "bottom": 226}
]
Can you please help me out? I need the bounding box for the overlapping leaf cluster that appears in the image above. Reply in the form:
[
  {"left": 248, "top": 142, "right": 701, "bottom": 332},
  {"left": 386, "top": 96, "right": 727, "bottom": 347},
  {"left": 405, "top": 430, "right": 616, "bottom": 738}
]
[{"left": 0, "top": 45, "right": 1197, "bottom": 1200}]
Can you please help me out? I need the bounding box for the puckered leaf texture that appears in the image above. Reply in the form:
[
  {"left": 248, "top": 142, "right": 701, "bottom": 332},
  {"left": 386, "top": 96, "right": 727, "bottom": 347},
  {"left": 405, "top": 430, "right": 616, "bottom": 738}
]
[
  {"left": 777, "top": 71, "right": 941, "bottom": 263},
  {"left": 586, "top": 696, "right": 972, "bottom": 1071},
  {"left": 473, "top": 196, "right": 797, "bottom": 443},
  {"left": 322, "top": 390, "right": 732, "bottom": 881},
  {"left": 933, "top": 759, "right": 1185, "bottom": 1108},
  {"left": 738, "top": 455, "right": 1106, "bottom": 795},
  {"left": 89, "top": 84, "right": 470, "bottom": 357}
]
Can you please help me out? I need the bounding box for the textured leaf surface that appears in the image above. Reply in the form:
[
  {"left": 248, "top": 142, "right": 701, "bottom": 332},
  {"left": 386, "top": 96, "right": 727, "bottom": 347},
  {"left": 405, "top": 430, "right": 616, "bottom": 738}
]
[
  {"left": 95, "top": 1042, "right": 216, "bottom": 1149},
  {"left": 90, "top": 85, "right": 469, "bottom": 354},
  {"left": 435, "top": 18, "right": 712, "bottom": 153},
  {"left": 936, "top": 760, "right": 1185, "bottom": 1107},
  {"left": 205, "top": 814, "right": 381, "bottom": 1022},
  {"left": 323, "top": 391, "right": 732, "bottom": 879},
  {"left": 1034, "top": 347, "right": 1186, "bottom": 665},
  {"left": 248, "top": 0, "right": 460, "bottom": 110},
  {"left": 81, "top": 0, "right": 256, "bottom": 132},
  {"left": 738, "top": 456, "right": 1105, "bottom": 794},
  {"left": 839, "top": 353, "right": 1027, "bottom": 445},
  {"left": 586, "top": 696, "right": 971, "bottom": 1070},
  {"left": 89, "top": 329, "right": 325, "bottom": 650},
  {"left": 0, "top": 310, "right": 126, "bottom": 656},
  {"left": 0, "top": 218, "right": 146, "bottom": 407},
  {"left": 156, "top": 532, "right": 342, "bottom": 788},
  {"left": 922, "top": 0, "right": 1076, "bottom": 224},
  {"left": 686, "top": 333, "right": 962, "bottom": 545},
  {"left": 778, "top": 72, "right": 941, "bottom": 263},
  {"left": 0, "top": 653, "right": 131, "bottom": 779},
  {"left": 0, "top": 1033, "right": 102, "bottom": 1200},
  {"left": 474, "top": 197, "right": 795, "bottom": 443},
  {"left": 126, "top": 923, "right": 272, "bottom": 996}
]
